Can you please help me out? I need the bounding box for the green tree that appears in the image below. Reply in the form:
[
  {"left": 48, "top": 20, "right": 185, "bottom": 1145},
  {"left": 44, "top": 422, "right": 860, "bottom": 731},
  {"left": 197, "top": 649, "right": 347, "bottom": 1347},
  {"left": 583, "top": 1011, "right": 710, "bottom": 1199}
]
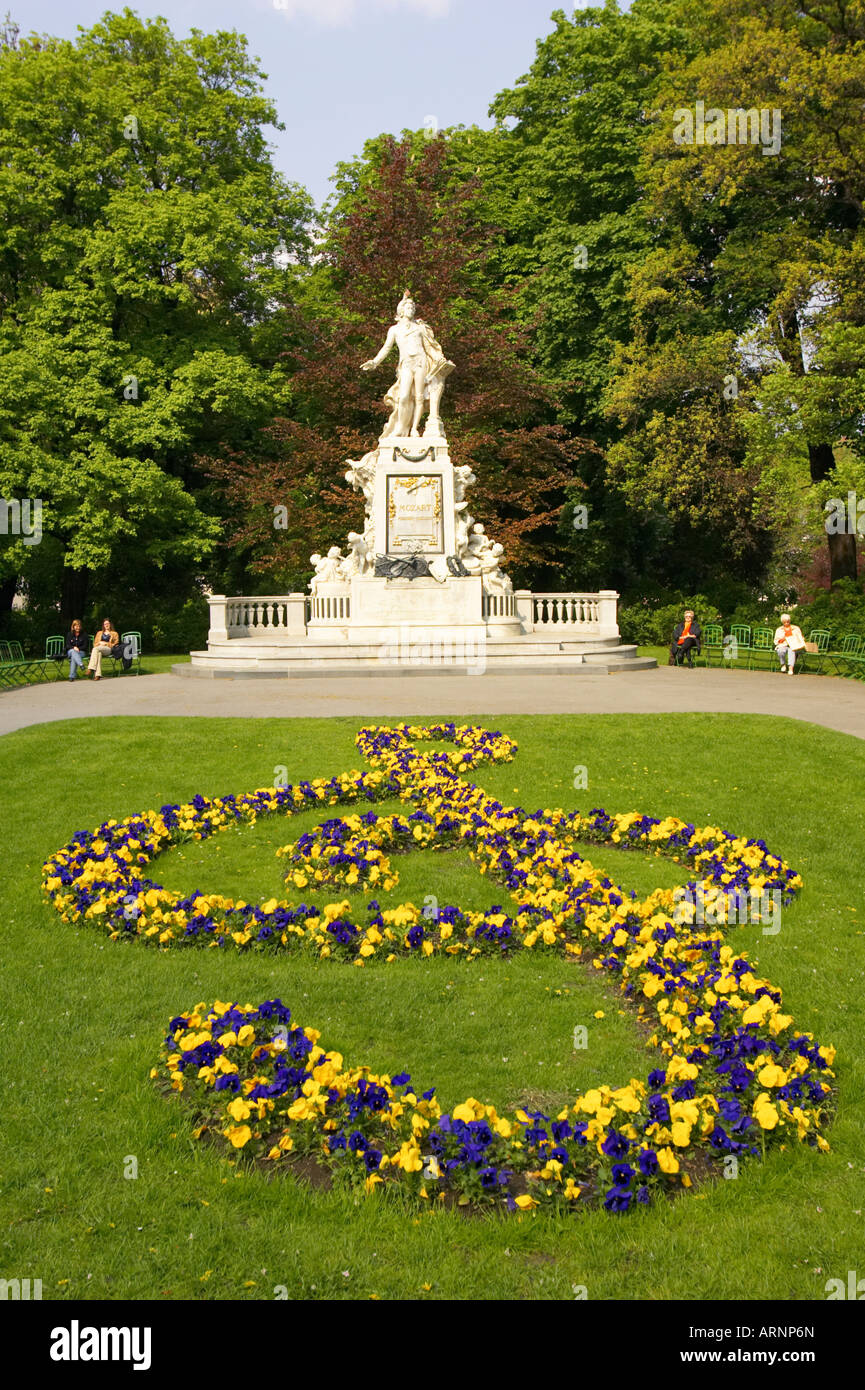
[
  {"left": 609, "top": 0, "right": 865, "bottom": 586},
  {"left": 0, "top": 7, "right": 313, "bottom": 626},
  {"left": 212, "top": 135, "right": 589, "bottom": 591},
  {"left": 481, "top": 1, "right": 706, "bottom": 591}
]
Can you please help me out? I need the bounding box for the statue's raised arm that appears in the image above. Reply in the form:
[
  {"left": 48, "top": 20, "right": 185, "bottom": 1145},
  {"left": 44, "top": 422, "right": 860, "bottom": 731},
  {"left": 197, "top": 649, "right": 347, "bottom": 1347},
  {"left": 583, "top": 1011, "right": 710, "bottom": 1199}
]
[
  {"left": 361, "top": 324, "right": 398, "bottom": 374},
  {"left": 360, "top": 290, "right": 455, "bottom": 439}
]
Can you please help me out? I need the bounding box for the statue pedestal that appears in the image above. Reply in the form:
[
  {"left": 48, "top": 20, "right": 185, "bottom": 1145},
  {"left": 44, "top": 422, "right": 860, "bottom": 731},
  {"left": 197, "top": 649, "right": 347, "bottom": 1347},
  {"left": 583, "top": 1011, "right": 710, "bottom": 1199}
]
[
  {"left": 307, "top": 574, "right": 489, "bottom": 644},
  {"left": 307, "top": 427, "right": 526, "bottom": 644},
  {"left": 371, "top": 433, "right": 455, "bottom": 559}
]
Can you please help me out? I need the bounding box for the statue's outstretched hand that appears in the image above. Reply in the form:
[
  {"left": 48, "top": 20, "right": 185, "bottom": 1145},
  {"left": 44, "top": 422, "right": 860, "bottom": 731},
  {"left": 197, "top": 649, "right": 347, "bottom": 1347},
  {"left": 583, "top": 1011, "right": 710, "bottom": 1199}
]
[{"left": 361, "top": 359, "right": 377, "bottom": 372}]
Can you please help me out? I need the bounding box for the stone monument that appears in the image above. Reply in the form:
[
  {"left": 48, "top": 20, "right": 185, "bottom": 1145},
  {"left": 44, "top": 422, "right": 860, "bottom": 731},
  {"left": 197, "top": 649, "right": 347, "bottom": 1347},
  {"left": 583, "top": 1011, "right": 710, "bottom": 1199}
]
[
  {"left": 194, "top": 290, "right": 638, "bottom": 677},
  {"left": 306, "top": 290, "right": 518, "bottom": 645}
]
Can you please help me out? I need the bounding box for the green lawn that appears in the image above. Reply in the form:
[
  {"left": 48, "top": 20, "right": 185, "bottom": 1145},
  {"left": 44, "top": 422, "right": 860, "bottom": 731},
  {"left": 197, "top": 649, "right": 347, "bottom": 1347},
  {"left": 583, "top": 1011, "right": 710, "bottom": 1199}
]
[{"left": 1, "top": 712, "right": 863, "bottom": 1301}]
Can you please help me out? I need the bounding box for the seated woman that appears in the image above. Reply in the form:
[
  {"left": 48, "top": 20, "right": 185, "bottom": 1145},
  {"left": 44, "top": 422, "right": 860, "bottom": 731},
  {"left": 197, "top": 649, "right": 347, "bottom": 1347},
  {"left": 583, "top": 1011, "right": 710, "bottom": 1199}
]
[
  {"left": 670, "top": 610, "right": 702, "bottom": 667},
  {"left": 87, "top": 618, "right": 121, "bottom": 681},
  {"left": 65, "top": 619, "right": 89, "bottom": 682},
  {"left": 773, "top": 613, "right": 805, "bottom": 674}
]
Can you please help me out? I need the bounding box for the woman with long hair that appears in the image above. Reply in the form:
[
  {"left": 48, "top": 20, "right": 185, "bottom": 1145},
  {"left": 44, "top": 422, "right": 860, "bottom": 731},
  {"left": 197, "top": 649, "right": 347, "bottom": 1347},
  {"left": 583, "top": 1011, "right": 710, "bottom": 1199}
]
[{"left": 65, "top": 619, "right": 88, "bottom": 682}]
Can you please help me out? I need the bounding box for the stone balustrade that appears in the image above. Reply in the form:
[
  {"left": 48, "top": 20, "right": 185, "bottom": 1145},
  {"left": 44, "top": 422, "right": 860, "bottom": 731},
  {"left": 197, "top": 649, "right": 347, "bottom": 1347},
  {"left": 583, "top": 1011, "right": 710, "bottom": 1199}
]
[
  {"left": 207, "top": 594, "right": 307, "bottom": 642},
  {"left": 481, "top": 590, "right": 517, "bottom": 620},
  {"left": 533, "top": 590, "right": 619, "bottom": 636},
  {"left": 207, "top": 588, "right": 618, "bottom": 642},
  {"left": 532, "top": 593, "right": 599, "bottom": 625}
]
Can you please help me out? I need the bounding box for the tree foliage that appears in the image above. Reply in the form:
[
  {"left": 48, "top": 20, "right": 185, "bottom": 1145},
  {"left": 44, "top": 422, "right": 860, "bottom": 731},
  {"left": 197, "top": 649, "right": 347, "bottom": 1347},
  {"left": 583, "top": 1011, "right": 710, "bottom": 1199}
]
[
  {"left": 211, "top": 135, "right": 593, "bottom": 591},
  {"left": 3, "top": 0, "right": 864, "bottom": 634},
  {"left": 0, "top": 7, "right": 312, "bottom": 622},
  {"left": 607, "top": 0, "right": 865, "bottom": 584}
]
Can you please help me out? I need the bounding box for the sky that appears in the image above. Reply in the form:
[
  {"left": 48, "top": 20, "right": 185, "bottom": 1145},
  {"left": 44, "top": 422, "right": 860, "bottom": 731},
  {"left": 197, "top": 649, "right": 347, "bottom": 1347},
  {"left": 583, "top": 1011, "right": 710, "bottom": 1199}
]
[{"left": 11, "top": 1, "right": 623, "bottom": 209}]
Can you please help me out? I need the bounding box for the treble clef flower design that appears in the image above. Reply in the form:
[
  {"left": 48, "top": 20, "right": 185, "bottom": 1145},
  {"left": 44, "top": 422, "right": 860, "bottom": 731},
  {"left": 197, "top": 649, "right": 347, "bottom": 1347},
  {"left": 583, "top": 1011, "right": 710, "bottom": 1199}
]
[{"left": 42, "top": 724, "right": 835, "bottom": 1215}]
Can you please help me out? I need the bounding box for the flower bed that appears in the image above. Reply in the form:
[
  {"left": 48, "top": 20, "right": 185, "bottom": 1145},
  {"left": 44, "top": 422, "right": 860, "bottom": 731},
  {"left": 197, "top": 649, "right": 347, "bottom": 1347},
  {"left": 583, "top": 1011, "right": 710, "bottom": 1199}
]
[{"left": 42, "top": 723, "right": 835, "bottom": 1215}]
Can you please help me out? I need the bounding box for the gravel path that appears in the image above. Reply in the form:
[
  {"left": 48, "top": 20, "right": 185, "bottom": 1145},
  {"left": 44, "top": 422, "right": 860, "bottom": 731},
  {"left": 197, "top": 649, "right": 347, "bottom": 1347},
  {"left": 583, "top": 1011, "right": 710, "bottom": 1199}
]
[{"left": 2, "top": 665, "right": 865, "bottom": 739}]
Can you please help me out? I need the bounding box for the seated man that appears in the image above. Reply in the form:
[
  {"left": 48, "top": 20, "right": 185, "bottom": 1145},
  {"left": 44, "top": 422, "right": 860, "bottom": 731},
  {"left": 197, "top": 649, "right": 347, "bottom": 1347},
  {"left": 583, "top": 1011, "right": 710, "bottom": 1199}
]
[
  {"left": 87, "top": 618, "right": 122, "bottom": 681},
  {"left": 670, "top": 610, "right": 701, "bottom": 667}
]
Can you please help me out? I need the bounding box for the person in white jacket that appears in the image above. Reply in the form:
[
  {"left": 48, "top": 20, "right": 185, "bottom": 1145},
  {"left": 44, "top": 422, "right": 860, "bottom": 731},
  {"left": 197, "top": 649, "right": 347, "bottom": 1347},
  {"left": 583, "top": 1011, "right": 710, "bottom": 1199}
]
[{"left": 774, "top": 613, "right": 805, "bottom": 674}]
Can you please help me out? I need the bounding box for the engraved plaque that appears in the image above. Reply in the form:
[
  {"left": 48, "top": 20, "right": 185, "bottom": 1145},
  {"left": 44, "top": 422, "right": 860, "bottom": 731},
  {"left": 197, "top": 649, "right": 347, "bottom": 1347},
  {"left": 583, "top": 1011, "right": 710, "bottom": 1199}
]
[{"left": 386, "top": 474, "right": 444, "bottom": 554}]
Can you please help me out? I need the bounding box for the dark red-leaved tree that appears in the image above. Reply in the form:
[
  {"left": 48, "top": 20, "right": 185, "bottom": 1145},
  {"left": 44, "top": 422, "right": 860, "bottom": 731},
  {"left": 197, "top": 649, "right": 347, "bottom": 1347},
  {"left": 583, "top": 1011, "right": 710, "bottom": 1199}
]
[{"left": 208, "top": 135, "right": 597, "bottom": 591}]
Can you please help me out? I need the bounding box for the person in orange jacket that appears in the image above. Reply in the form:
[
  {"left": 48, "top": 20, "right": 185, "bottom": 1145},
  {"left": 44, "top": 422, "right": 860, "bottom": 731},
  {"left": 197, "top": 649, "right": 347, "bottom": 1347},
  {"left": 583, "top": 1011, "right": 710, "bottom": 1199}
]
[{"left": 670, "top": 610, "right": 702, "bottom": 667}]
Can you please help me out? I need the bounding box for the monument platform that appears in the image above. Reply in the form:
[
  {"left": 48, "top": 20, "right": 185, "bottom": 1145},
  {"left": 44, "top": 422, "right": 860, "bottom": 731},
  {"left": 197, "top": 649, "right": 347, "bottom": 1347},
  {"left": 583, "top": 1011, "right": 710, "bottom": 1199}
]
[{"left": 187, "top": 588, "right": 655, "bottom": 677}]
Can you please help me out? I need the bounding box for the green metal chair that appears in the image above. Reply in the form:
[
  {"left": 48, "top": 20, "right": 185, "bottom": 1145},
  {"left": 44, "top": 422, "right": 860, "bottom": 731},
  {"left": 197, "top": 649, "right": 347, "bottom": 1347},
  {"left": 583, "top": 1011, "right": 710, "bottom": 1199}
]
[
  {"left": 802, "top": 629, "right": 831, "bottom": 675},
  {"left": 3, "top": 640, "right": 26, "bottom": 681},
  {"left": 19, "top": 639, "right": 55, "bottom": 683},
  {"left": 829, "top": 633, "right": 862, "bottom": 677},
  {"left": 748, "top": 627, "right": 777, "bottom": 670},
  {"left": 109, "top": 631, "right": 142, "bottom": 675},
  {"left": 0, "top": 640, "right": 24, "bottom": 689},
  {"left": 1, "top": 640, "right": 49, "bottom": 685},
  {"left": 841, "top": 635, "right": 865, "bottom": 680},
  {"left": 698, "top": 623, "right": 724, "bottom": 667},
  {"left": 45, "top": 635, "right": 68, "bottom": 680},
  {"left": 723, "top": 625, "right": 752, "bottom": 669}
]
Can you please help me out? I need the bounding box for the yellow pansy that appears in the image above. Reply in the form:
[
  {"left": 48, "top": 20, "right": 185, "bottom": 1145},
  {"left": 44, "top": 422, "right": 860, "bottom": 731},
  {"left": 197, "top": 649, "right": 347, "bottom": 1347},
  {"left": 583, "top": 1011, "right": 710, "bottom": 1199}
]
[{"left": 226, "top": 1124, "right": 252, "bottom": 1148}]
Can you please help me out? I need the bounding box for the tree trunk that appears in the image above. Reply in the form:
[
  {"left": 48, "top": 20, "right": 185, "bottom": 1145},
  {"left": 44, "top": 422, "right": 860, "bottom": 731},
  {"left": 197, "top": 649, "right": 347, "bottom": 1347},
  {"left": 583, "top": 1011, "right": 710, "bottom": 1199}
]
[
  {"left": 808, "top": 442, "right": 858, "bottom": 583},
  {"left": 61, "top": 567, "right": 90, "bottom": 625},
  {"left": 784, "top": 320, "right": 859, "bottom": 585},
  {"left": 0, "top": 573, "right": 17, "bottom": 627}
]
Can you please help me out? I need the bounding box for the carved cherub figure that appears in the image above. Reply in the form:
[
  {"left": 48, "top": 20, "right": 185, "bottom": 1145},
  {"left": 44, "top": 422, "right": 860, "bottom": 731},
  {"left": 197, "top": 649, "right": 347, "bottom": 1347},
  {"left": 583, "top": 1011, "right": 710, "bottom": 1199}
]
[
  {"left": 309, "top": 546, "right": 345, "bottom": 592},
  {"left": 339, "top": 531, "right": 371, "bottom": 580}
]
